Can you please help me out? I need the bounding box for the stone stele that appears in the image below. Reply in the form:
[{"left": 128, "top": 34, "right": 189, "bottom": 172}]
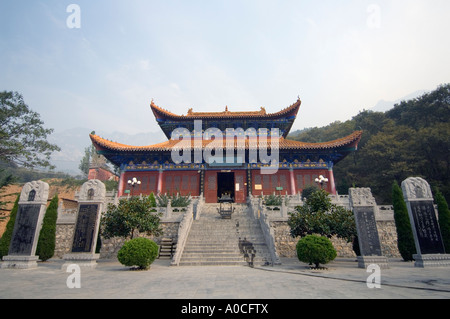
[
  {"left": 402, "top": 177, "right": 450, "bottom": 268},
  {"left": 62, "top": 180, "right": 106, "bottom": 270},
  {"left": 349, "top": 188, "right": 389, "bottom": 269},
  {"left": 1, "top": 181, "right": 50, "bottom": 269}
]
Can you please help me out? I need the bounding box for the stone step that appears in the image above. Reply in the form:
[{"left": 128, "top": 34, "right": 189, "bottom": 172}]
[
  {"left": 178, "top": 203, "right": 272, "bottom": 266},
  {"left": 179, "top": 261, "right": 248, "bottom": 266}
]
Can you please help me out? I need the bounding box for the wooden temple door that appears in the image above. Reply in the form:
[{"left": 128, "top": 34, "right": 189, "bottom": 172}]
[
  {"left": 234, "top": 170, "right": 246, "bottom": 203},
  {"left": 204, "top": 171, "right": 218, "bottom": 203}
]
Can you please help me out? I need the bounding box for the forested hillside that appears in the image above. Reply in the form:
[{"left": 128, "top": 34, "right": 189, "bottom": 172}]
[{"left": 289, "top": 84, "right": 450, "bottom": 204}]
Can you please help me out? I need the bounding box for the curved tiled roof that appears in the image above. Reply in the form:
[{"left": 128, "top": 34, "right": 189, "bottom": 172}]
[
  {"left": 90, "top": 130, "right": 362, "bottom": 152},
  {"left": 150, "top": 99, "right": 301, "bottom": 120}
]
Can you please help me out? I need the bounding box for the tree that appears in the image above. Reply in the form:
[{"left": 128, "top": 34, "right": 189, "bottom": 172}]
[
  {"left": 78, "top": 146, "right": 92, "bottom": 177},
  {"left": 391, "top": 181, "right": 416, "bottom": 261},
  {"left": 0, "top": 91, "right": 60, "bottom": 169},
  {"left": 288, "top": 189, "right": 357, "bottom": 244},
  {"left": 289, "top": 83, "right": 450, "bottom": 204},
  {"left": 435, "top": 188, "right": 450, "bottom": 253},
  {"left": 101, "top": 195, "right": 162, "bottom": 240},
  {"left": 0, "top": 194, "right": 19, "bottom": 259},
  {"left": 35, "top": 194, "right": 58, "bottom": 261},
  {"left": 0, "top": 169, "right": 15, "bottom": 210},
  {"left": 79, "top": 143, "right": 119, "bottom": 177},
  {"left": 301, "top": 185, "right": 319, "bottom": 201}
]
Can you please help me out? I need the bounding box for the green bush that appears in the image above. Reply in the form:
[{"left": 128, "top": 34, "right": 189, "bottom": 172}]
[
  {"left": 117, "top": 237, "right": 159, "bottom": 270},
  {"left": 156, "top": 193, "right": 191, "bottom": 207},
  {"left": 36, "top": 194, "right": 58, "bottom": 261},
  {"left": 392, "top": 181, "right": 416, "bottom": 261},
  {"left": 0, "top": 194, "right": 19, "bottom": 259},
  {"left": 435, "top": 188, "right": 450, "bottom": 253},
  {"left": 263, "top": 194, "right": 282, "bottom": 206},
  {"left": 296, "top": 235, "right": 337, "bottom": 268}
]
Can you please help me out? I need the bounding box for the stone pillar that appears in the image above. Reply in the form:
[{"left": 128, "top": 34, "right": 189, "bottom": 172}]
[
  {"left": 401, "top": 177, "right": 450, "bottom": 267},
  {"left": 2, "top": 181, "right": 49, "bottom": 269},
  {"left": 349, "top": 188, "right": 389, "bottom": 269},
  {"left": 62, "top": 180, "right": 106, "bottom": 270},
  {"left": 289, "top": 168, "right": 296, "bottom": 196}
]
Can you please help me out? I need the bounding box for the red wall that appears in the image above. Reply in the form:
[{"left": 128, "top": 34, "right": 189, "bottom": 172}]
[
  {"left": 120, "top": 171, "right": 200, "bottom": 197},
  {"left": 251, "top": 170, "right": 291, "bottom": 196},
  {"left": 120, "top": 171, "right": 159, "bottom": 196},
  {"left": 162, "top": 171, "right": 200, "bottom": 197},
  {"left": 292, "top": 169, "right": 332, "bottom": 194},
  {"left": 251, "top": 169, "right": 333, "bottom": 196},
  {"left": 118, "top": 168, "right": 335, "bottom": 198}
]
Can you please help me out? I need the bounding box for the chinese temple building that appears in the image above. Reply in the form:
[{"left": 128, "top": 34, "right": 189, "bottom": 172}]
[{"left": 90, "top": 98, "right": 362, "bottom": 203}]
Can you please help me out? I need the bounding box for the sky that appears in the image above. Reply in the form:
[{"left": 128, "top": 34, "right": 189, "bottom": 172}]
[{"left": 1, "top": 0, "right": 449, "bottom": 140}]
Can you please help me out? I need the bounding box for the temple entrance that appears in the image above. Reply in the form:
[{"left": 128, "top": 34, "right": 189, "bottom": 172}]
[{"left": 217, "top": 172, "right": 235, "bottom": 203}]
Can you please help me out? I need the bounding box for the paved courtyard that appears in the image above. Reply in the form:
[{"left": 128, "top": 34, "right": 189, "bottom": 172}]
[{"left": 1, "top": 257, "right": 449, "bottom": 300}]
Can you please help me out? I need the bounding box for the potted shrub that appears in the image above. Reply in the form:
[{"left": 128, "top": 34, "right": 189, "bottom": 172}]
[
  {"left": 117, "top": 237, "right": 159, "bottom": 270},
  {"left": 296, "top": 234, "right": 337, "bottom": 269}
]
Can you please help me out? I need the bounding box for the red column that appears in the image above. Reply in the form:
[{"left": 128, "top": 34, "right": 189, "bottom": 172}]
[
  {"left": 289, "top": 168, "right": 296, "bottom": 195},
  {"left": 328, "top": 167, "right": 337, "bottom": 195},
  {"left": 118, "top": 172, "right": 126, "bottom": 197},
  {"left": 157, "top": 169, "right": 164, "bottom": 194}
]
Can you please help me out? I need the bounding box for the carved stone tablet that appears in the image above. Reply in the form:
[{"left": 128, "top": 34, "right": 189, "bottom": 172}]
[
  {"left": 2, "top": 181, "right": 49, "bottom": 269},
  {"left": 349, "top": 187, "right": 388, "bottom": 268},
  {"left": 402, "top": 177, "right": 450, "bottom": 267},
  {"left": 353, "top": 206, "right": 382, "bottom": 257},
  {"left": 71, "top": 204, "right": 100, "bottom": 253},
  {"left": 9, "top": 204, "right": 42, "bottom": 256},
  {"left": 62, "top": 180, "right": 105, "bottom": 270}
]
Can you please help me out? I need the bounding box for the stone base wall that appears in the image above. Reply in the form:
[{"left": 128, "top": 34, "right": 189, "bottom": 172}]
[
  {"left": 270, "top": 220, "right": 400, "bottom": 259},
  {"left": 377, "top": 220, "right": 400, "bottom": 258},
  {"left": 99, "top": 221, "right": 181, "bottom": 259},
  {"left": 54, "top": 224, "right": 75, "bottom": 258},
  {"left": 52, "top": 221, "right": 181, "bottom": 260}
]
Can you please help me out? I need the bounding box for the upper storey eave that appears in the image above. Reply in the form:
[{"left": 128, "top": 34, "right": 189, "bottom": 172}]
[{"left": 150, "top": 98, "right": 301, "bottom": 121}]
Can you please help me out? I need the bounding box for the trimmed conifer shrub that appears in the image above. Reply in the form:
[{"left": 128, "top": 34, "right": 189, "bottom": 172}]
[
  {"left": 36, "top": 194, "right": 58, "bottom": 261},
  {"left": 392, "top": 181, "right": 416, "bottom": 261},
  {"left": 296, "top": 234, "right": 337, "bottom": 268},
  {"left": 117, "top": 237, "right": 159, "bottom": 270},
  {"left": 0, "top": 194, "right": 20, "bottom": 259},
  {"left": 435, "top": 188, "right": 450, "bottom": 253}
]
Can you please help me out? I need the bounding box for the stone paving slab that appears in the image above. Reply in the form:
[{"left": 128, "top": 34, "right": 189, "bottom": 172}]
[{"left": 0, "top": 257, "right": 449, "bottom": 300}]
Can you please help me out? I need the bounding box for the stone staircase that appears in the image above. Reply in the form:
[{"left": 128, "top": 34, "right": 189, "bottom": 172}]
[
  {"left": 179, "top": 203, "right": 272, "bottom": 266},
  {"left": 158, "top": 238, "right": 176, "bottom": 260}
]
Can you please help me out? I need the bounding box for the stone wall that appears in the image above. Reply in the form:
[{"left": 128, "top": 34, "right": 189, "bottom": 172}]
[
  {"left": 56, "top": 220, "right": 181, "bottom": 260},
  {"left": 54, "top": 224, "right": 75, "bottom": 258},
  {"left": 100, "top": 221, "right": 181, "bottom": 259},
  {"left": 377, "top": 220, "right": 400, "bottom": 258},
  {"left": 270, "top": 219, "right": 400, "bottom": 259}
]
